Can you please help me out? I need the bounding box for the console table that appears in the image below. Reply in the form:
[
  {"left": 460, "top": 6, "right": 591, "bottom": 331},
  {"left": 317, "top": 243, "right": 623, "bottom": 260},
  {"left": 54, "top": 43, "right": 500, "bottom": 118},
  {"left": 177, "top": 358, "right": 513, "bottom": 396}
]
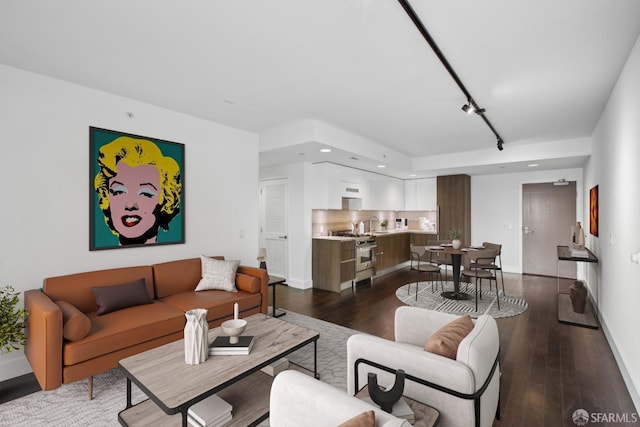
[{"left": 556, "top": 245, "right": 599, "bottom": 329}]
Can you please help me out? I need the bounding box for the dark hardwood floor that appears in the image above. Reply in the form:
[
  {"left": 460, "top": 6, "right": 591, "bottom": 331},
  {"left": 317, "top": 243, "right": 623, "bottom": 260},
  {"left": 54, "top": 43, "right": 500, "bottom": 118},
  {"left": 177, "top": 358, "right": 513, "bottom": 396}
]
[
  {"left": 2, "top": 269, "right": 635, "bottom": 427},
  {"left": 273, "top": 268, "right": 637, "bottom": 427}
]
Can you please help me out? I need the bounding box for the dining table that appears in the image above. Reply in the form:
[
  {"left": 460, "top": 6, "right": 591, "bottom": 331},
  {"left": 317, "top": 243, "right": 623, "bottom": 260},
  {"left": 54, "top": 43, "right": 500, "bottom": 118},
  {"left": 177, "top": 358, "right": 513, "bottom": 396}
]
[{"left": 425, "top": 244, "right": 475, "bottom": 300}]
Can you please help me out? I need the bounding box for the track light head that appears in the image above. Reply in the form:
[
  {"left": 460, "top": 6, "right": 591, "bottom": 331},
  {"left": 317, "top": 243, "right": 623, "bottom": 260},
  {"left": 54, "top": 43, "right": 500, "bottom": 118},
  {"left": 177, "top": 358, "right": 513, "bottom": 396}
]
[
  {"left": 497, "top": 138, "right": 504, "bottom": 151},
  {"left": 462, "top": 100, "right": 486, "bottom": 115}
]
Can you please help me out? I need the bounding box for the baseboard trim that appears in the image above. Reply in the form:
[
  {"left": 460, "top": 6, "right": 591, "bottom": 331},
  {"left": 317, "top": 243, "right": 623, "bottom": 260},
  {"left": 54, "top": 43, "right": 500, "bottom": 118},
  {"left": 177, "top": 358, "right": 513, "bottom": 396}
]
[
  {"left": 588, "top": 289, "right": 640, "bottom": 413},
  {"left": 0, "top": 353, "right": 32, "bottom": 382}
]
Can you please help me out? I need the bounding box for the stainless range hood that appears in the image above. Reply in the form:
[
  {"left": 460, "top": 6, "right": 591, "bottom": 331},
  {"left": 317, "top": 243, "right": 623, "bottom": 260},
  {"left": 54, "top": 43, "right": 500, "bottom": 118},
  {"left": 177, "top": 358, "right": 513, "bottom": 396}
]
[{"left": 341, "top": 197, "right": 362, "bottom": 210}]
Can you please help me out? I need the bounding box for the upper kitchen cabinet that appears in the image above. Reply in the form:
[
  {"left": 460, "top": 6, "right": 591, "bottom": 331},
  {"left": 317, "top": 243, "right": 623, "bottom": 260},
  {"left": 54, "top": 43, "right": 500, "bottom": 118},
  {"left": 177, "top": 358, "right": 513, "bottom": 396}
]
[
  {"left": 310, "top": 163, "right": 404, "bottom": 211},
  {"left": 404, "top": 178, "right": 437, "bottom": 210}
]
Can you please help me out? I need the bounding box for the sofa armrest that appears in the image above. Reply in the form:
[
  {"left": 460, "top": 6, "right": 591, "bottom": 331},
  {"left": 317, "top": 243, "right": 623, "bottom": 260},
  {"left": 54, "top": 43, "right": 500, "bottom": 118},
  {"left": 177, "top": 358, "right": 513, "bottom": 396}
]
[
  {"left": 270, "top": 370, "right": 410, "bottom": 427},
  {"left": 236, "top": 265, "right": 268, "bottom": 314},
  {"left": 24, "top": 289, "right": 63, "bottom": 391},
  {"left": 347, "top": 334, "right": 475, "bottom": 397},
  {"left": 394, "top": 306, "right": 461, "bottom": 346}
]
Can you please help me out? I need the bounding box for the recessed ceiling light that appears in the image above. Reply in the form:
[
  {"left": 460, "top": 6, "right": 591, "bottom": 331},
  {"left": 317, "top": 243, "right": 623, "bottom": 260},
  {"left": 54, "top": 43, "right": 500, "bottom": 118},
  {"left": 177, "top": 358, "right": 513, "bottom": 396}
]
[
  {"left": 409, "top": 174, "right": 417, "bottom": 177},
  {"left": 377, "top": 164, "right": 386, "bottom": 168},
  {"left": 528, "top": 163, "right": 539, "bottom": 167},
  {"left": 320, "top": 148, "right": 331, "bottom": 153}
]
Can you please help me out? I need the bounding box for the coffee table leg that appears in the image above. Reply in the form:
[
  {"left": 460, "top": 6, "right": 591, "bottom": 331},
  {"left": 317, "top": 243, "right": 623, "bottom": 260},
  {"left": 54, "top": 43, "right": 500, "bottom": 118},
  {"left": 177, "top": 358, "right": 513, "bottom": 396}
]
[
  {"left": 314, "top": 339, "right": 319, "bottom": 379},
  {"left": 126, "top": 378, "right": 132, "bottom": 409}
]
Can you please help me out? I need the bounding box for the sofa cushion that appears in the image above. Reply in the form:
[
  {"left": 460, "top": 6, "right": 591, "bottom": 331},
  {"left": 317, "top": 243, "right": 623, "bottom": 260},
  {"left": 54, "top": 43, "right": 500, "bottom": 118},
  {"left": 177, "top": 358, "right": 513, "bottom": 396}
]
[
  {"left": 424, "top": 314, "right": 473, "bottom": 359},
  {"left": 91, "top": 278, "right": 153, "bottom": 315},
  {"left": 160, "top": 290, "right": 262, "bottom": 323},
  {"left": 338, "top": 410, "right": 375, "bottom": 427},
  {"left": 63, "top": 301, "right": 184, "bottom": 366},
  {"left": 235, "top": 273, "right": 261, "bottom": 293},
  {"left": 195, "top": 256, "right": 240, "bottom": 292},
  {"left": 44, "top": 266, "right": 154, "bottom": 313},
  {"left": 57, "top": 301, "right": 91, "bottom": 342},
  {"left": 152, "top": 257, "right": 203, "bottom": 299}
]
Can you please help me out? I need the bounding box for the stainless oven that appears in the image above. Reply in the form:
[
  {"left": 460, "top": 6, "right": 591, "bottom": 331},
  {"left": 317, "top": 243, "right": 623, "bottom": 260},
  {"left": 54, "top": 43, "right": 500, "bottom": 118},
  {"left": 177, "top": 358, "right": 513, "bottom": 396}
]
[{"left": 355, "top": 238, "right": 377, "bottom": 281}]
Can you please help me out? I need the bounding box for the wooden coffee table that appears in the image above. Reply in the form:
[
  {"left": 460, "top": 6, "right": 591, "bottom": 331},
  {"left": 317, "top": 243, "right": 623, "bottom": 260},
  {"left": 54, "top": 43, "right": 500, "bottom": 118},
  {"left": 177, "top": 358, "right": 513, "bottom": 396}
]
[{"left": 117, "top": 313, "right": 319, "bottom": 427}]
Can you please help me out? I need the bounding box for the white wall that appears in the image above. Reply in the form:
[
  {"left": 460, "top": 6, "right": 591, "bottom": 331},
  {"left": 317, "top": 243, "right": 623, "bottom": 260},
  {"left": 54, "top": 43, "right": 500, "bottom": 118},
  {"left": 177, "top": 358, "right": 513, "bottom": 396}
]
[
  {"left": 0, "top": 65, "right": 261, "bottom": 380},
  {"left": 471, "top": 168, "right": 584, "bottom": 273},
  {"left": 259, "top": 163, "right": 313, "bottom": 289},
  {"left": 585, "top": 33, "right": 640, "bottom": 410}
]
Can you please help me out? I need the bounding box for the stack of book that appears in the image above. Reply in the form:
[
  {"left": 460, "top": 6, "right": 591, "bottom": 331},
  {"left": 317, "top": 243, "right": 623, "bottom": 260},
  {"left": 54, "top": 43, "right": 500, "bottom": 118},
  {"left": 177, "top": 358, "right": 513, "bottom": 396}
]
[
  {"left": 187, "top": 394, "right": 232, "bottom": 427},
  {"left": 209, "top": 335, "right": 255, "bottom": 356},
  {"left": 260, "top": 357, "right": 289, "bottom": 376}
]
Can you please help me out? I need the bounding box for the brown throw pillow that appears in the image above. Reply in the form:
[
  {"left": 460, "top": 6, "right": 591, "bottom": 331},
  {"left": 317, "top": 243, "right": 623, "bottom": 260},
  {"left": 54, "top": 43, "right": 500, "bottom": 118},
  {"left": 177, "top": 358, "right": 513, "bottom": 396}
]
[
  {"left": 424, "top": 315, "right": 474, "bottom": 359},
  {"left": 235, "top": 273, "right": 261, "bottom": 293},
  {"left": 338, "top": 410, "right": 375, "bottom": 427},
  {"left": 57, "top": 301, "right": 91, "bottom": 341},
  {"left": 91, "top": 278, "right": 152, "bottom": 315}
]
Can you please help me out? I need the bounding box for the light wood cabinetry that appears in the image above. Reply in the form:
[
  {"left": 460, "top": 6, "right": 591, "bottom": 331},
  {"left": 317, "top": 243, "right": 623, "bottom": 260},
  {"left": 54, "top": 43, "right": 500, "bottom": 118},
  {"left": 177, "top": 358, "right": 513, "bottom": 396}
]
[
  {"left": 375, "top": 233, "right": 410, "bottom": 272},
  {"left": 312, "top": 239, "right": 355, "bottom": 292},
  {"left": 437, "top": 174, "right": 471, "bottom": 246}
]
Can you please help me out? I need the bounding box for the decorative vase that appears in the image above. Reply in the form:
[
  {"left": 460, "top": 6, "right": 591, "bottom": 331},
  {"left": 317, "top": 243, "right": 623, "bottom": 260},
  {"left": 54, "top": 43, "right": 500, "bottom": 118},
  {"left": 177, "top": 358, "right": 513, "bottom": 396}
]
[
  {"left": 452, "top": 239, "right": 462, "bottom": 250},
  {"left": 184, "top": 308, "right": 209, "bottom": 365},
  {"left": 569, "top": 281, "right": 587, "bottom": 313}
]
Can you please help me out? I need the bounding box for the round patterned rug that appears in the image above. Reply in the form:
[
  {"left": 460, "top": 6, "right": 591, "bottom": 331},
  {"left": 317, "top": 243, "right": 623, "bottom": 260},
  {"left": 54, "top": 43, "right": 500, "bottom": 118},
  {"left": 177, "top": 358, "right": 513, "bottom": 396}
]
[{"left": 396, "top": 281, "right": 528, "bottom": 319}]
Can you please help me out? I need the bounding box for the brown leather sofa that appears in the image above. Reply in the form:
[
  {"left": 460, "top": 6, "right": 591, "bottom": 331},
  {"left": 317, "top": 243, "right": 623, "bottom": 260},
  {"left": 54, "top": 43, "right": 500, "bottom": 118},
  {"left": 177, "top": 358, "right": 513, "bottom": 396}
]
[{"left": 24, "top": 256, "right": 268, "bottom": 398}]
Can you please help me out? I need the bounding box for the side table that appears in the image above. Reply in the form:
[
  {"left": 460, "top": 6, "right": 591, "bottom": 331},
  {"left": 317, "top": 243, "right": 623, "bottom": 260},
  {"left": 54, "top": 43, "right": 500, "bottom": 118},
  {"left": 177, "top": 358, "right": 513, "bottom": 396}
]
[
  {"left": 355, "top": 386, "right": 439, "bottom": 427},
  {"left": 268, "top": 276, "right": 286, "bottom": 318}
]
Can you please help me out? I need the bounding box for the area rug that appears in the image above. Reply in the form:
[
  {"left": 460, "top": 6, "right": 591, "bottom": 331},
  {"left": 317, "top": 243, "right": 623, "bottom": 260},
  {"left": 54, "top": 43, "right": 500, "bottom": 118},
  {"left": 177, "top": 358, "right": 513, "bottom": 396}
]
[
  {"left": 396, "top": 281, "right": 528, "bottom": 319},
  {"left": 0, "top": 311, "right": 357, "bottom": 426}
]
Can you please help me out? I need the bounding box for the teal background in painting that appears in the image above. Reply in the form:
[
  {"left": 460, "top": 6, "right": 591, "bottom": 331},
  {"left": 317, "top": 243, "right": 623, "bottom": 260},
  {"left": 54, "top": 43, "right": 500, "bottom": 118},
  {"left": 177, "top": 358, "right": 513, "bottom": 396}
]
[{"left": 90, "top": 128, "right": 184, "bottom": 249}]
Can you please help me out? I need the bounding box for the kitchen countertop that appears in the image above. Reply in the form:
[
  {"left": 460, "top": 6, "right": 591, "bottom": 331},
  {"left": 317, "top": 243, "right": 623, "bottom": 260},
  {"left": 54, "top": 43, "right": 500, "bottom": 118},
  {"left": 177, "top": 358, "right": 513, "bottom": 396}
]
[{"left": 313, "top": 230, "right": 437, "bottom": 240}]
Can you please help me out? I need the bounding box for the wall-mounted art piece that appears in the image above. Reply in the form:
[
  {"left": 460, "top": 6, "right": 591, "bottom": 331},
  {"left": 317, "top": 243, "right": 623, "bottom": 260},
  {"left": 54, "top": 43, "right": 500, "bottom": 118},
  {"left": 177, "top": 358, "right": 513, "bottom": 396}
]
[
  {"left": 589, "top": 185, "right": 599, "bottom": 237},
  {"left": 89, "top": 127, "right": 184, "bottom": 250}
]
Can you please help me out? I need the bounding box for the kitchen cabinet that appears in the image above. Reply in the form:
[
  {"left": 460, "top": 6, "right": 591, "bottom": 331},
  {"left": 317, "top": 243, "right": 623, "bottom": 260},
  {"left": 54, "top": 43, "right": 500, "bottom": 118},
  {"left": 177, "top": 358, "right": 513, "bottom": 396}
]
[
  {"left": 410, "top": 233, "right": 438, "bottom": 246},
  {"left": 375, "top": 233, "right": 410, "bottom": 272},
  {"left": 312, "top": 238, "right": 355, "bottom": 292},
  {"left": 437, "top": 174, "right": 471, "bottom": 246}
]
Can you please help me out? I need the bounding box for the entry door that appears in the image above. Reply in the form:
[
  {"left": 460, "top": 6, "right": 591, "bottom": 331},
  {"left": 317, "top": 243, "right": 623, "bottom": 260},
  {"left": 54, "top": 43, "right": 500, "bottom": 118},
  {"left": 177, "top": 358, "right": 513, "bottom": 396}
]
[
  {"left": 522, "top": 182, "right": 576, "bottom": 278},
  {"left": 259, "top": 178, "right": 288, "bottom": 279}
]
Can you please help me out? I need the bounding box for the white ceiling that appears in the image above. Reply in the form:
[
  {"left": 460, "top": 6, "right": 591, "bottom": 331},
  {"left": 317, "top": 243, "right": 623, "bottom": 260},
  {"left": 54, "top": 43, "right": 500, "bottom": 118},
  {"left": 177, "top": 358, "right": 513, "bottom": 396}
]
[{"left": 2, "top": 0, "right": 639, "bottom": 178}]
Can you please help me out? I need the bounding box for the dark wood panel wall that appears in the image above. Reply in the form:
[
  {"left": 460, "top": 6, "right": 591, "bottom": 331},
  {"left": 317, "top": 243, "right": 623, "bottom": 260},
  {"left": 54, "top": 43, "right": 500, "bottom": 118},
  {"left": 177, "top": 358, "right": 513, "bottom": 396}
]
[{"left": 436, "top": 174, "right": 471, "bottom": 246}]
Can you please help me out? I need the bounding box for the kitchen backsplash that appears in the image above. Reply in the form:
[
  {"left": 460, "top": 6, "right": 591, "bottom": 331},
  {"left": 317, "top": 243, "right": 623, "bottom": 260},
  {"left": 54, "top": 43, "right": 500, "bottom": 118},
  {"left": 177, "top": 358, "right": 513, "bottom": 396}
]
[{"left": 312, "top": 209, "right": 438, "bottom": 236}]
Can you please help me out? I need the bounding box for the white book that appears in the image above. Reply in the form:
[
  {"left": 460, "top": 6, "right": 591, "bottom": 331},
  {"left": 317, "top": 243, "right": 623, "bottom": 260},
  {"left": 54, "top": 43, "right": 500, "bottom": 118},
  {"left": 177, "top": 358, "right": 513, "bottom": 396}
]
[
  {"left": 187, "top": 394, "right": 232, "bottom": 426},
  {"left": 188, "top": 412, "right": 233, "bottom": 427},
  {"left": 361, "top": 397, "right": 415, "bottom": 423}
]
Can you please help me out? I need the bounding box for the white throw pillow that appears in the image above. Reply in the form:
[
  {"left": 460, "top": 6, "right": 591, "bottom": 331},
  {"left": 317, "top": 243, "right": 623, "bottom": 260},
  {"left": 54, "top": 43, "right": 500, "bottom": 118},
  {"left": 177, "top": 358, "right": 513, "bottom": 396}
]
[{"left": 195, "top": 256, "right": 240, "bottom": 292}]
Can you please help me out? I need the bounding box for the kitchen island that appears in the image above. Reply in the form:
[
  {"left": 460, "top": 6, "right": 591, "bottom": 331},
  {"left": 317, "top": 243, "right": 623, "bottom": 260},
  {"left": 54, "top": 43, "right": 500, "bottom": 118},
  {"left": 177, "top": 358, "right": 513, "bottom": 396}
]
[{"left": 312, "top": 230, "right": 437, "bottom": 292}]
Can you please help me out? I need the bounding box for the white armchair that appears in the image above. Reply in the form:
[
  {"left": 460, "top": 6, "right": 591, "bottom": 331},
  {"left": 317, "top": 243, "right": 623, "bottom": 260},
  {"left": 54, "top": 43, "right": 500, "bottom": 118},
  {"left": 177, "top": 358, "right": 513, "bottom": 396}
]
[
  {"left": 347, "top": 307, "right": 500, "bottom": 427},
  {"left": 270, "top": 370, "right": 410, "bottom": 427}
]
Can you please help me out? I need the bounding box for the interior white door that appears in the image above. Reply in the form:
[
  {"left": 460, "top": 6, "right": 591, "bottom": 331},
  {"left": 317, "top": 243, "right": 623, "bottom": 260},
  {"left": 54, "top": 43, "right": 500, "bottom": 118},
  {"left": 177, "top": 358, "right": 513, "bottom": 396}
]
[
  {"left": 260, "top": 178, "right": 288, "bottom": 279},
  {"left": 522, "top": 182, "right": 576, "bottom": 278}
]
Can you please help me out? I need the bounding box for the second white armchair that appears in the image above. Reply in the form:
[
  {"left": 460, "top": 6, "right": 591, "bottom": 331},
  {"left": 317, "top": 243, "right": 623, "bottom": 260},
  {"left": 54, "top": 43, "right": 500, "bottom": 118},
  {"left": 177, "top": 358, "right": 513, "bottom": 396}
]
[{"left": 347, "top": 307, "right": 500, "bottom": 427}]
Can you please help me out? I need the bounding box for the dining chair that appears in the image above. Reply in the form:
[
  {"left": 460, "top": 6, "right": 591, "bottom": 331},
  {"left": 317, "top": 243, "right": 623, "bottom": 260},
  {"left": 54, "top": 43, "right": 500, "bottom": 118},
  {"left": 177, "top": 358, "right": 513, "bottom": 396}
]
[
  {"left": 461, "top": 248, "right": 500, "bottom": 311},
  {"left": 472, "top": 242, "right": 505, "bottom": 296},
  {"left": 409, "top": 245, "right": 442, "bottom": 299},
  {"left": 427, "top": 239, "right": 453, "bottom": 283}
]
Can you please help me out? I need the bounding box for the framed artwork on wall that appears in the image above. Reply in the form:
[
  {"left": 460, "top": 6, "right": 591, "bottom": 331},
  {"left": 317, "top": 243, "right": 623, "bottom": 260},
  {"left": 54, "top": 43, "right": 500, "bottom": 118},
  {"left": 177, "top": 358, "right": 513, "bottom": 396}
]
[
  {"left": 89, "top": 127, "right": 185, "bottom": 250},
  {"left": 589, "top": 185, "right": 599, "bottom": 237}
]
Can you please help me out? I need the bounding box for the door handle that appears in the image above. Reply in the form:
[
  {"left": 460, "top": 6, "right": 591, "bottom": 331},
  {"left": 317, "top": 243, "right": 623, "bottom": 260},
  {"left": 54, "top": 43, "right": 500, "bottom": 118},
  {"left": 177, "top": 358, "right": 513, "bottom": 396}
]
[
  {"left": 278, "top": 235, "right": 288, "bottom": 239},
  {"left": 523, "top": 227, "right": 534, "bottom": 234}
]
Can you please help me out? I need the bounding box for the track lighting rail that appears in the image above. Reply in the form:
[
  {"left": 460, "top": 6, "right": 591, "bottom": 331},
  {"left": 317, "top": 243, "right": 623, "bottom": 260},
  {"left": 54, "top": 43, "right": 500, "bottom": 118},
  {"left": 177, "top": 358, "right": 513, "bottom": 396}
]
[{"left": 396, "top": 0, "right": 505, "bottom": 151}]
